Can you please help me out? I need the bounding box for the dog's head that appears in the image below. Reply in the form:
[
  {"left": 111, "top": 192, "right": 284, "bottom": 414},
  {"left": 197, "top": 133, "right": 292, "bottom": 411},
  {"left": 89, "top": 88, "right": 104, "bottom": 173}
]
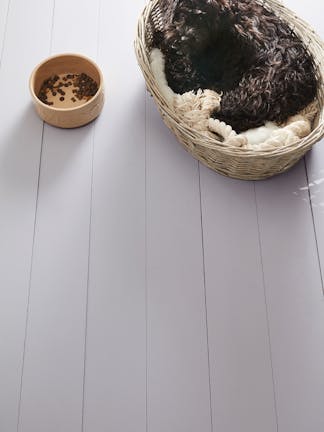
[{"left": 162, "top": 0, "right": 229, "bottom": 55}]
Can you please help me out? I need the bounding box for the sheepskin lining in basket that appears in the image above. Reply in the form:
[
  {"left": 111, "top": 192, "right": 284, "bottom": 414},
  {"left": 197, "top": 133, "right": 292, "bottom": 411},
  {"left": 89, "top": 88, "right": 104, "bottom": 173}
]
[{"left": 150, "top": 48, "right": 318, "bottom": 151}]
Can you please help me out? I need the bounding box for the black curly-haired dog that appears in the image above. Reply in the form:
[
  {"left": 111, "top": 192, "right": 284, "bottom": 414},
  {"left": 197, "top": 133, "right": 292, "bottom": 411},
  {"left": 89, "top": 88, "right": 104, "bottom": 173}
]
[{"left": 153, "top": 0, "right": 318, "bottom": 132}]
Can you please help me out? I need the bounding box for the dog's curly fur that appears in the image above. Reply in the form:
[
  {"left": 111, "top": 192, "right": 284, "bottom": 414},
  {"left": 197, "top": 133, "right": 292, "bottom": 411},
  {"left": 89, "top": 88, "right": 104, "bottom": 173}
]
[{"left": 153, "top": 0, "right": 318, "bottom": 132}]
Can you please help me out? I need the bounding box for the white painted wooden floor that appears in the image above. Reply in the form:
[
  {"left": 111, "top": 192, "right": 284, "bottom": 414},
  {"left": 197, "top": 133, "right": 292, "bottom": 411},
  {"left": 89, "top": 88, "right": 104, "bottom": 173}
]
[{"left": 0, "top": 1, "right": 324, "bottom": 431}]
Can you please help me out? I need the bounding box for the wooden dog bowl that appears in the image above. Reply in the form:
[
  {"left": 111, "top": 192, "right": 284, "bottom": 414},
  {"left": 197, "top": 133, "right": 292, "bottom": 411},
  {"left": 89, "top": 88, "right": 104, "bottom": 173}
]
[{"left": 29, "top": 53, "right": 104, "bottom": 128}]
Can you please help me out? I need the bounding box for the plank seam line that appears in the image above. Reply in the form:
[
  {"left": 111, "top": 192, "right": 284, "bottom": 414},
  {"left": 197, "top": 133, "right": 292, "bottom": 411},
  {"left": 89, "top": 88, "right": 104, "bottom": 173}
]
[
  {"left": 0, "top": 0, "right": 11, "bottom": 70},
  {"left": 253, "top": 181, "right": 279, "bottom": 432},
  {"left": 16, "top": 122, "right": 45, "bottom": 432},
  {"left": 49, "top": 0, "right": 56, "bottom": 54},
  {"left": 81, "top": 2, "right": 102, "bottom": 430},
  {"left": 145, "top": 86, "right": 148, "bottom": 432},
  {"left": 16, "top": 2, "right": 56, "bottom": 429},
  {"left": 303, "top": 157, "right": 324, "bottom": 297},
  {"left": 81, "top": 123, "right": 96, "bottom": 432},
  {"left": 198, "top": 162, "right": 214, "bottom": 432},
  {"left": 144, "top": 2, "right": 149, "bottom": 427}
]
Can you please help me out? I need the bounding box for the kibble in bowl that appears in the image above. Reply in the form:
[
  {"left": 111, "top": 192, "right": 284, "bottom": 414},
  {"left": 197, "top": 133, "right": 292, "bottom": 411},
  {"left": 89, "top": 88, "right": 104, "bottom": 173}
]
[{"left": 29, "top": 53, "right": 104, "bottom": 128}]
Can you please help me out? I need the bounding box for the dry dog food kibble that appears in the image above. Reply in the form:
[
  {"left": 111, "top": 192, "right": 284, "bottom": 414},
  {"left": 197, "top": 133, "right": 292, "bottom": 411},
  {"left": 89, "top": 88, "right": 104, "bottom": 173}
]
[{"left": 38, "top": 73, "right": 98, "bottom": 108}]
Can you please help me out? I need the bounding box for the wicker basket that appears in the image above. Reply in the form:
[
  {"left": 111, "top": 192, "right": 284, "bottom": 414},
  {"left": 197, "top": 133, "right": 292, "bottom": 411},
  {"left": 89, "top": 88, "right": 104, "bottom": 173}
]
[{"left": 134, "top": 0, "right": 324, "bottom": 180}]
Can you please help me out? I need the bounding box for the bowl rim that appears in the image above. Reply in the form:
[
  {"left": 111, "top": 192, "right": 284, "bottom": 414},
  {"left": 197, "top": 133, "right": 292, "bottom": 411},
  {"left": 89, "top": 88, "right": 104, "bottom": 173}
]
[{"left": 29, "top": 52, "right": 104, "bottom": 112}]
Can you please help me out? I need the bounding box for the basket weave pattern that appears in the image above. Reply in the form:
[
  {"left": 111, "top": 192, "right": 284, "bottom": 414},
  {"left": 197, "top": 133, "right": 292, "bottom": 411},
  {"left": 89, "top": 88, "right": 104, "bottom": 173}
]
[{"left": 135, "top": 0, "right": 324, "bottom": 180}]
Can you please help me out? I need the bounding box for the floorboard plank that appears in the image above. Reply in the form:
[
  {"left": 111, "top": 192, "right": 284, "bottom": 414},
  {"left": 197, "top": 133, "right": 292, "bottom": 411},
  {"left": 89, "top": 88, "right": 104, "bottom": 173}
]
[
  {"left": 255, "top": 162, "right": 324, "bottom": 432},
  {"left": 0, "top": 1, "right": 53, "bottom": 431},
  {"left": 82, "top": 2, "right": 147, "bottom": 431},
  {"left": 17, "top": 1, "right": 100, "bottom": 431},
  {"left": 199, "top": 166, "right": 278, "bottom": 432},
  {"left": 306, "top": 148, "right": 324, "bottom": 295},
  {"left": 145, "top": 101, "right": 212, "bottom": 432}
]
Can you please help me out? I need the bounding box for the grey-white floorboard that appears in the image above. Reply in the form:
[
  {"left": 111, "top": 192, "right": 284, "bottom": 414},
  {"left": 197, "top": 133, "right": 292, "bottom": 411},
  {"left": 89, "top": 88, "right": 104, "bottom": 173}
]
[
  {"left": 17, "top": 1, "right": 99, "bottom": 431},
  {"left": 255, "top": 162, "right": 324, "bottom": 432},
  {"left": 306, "top": 147, "right": 324, "bottom": 295},
  {"left": 82, "top": 1, "right": 147, "bottom": 431},
  {"left": 199, "top": 167, "right": 278, "bottom": 432},
  {"left": 146, "top": 98, "right": 211, "bottom": 432},
  {"left": 0, "top": 1, "right": 53, "bottom": 431}
]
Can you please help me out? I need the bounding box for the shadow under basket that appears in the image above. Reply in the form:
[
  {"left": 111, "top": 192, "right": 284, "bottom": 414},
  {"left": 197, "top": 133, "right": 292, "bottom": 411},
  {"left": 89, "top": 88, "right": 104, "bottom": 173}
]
[{"left": 134, "top": 0, "right": 324, "bottom": 180}]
